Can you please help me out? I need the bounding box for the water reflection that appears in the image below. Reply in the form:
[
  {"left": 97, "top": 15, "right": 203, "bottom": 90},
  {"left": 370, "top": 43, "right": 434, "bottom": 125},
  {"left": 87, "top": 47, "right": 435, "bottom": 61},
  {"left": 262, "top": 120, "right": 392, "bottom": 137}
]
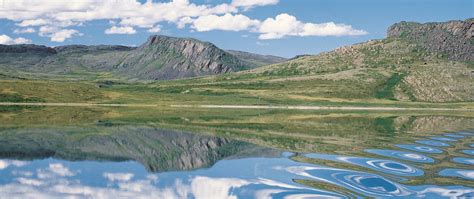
[
  {"left": 439, "top": 169, "right": 474, "bottom": 181},
  {"left": 364, "top": 149, "right": 434, "bottom": 163},
  {"left": 415, "top": 140, "right": 450, "bottom": 147},
  {"left": 462, "top": 150, "right": 474, "bottom": 156},
  {"left": 395, "top": 144, "right": 443, "bottom": 154},
  {"left": 0, "top": 110, "right": 473, "bottom": 198},
  {"left": 430, "top": 137, "right": 457, "bottom": 142},
  {"left": 452, "top": 157, "right": 474, "bottom": 165},
  {"left": 305, "top": 153, "right": 423, "bottom": 177}
]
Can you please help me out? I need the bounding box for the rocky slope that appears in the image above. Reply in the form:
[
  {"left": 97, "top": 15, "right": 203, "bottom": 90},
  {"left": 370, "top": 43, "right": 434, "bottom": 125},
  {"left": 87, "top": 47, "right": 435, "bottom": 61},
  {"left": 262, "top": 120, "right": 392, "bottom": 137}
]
[
  {"left": 388, "top": 19, "right": 473, "bottom": 62},
  {"left": 0, "top": 35, "right": 284, "bottom": 80},
  {"left": 0, "top": 44, "right": 56, "bottom": 69},
  {"left": 226, "top": 50, "right": 287, "bottom": 67},
  {"left": 231, "top": 18, "right": 473, "bottom": 102},
  {"left": 116, "top": 35, "right": 248, "bottom": 80}
]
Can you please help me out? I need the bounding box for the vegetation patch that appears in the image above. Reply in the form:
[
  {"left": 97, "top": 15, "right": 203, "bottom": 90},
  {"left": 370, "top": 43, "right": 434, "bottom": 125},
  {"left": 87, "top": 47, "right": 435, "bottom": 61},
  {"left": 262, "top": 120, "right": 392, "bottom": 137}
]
[{"left": 375, "top": 73, "right": 404, "bottom": 100}]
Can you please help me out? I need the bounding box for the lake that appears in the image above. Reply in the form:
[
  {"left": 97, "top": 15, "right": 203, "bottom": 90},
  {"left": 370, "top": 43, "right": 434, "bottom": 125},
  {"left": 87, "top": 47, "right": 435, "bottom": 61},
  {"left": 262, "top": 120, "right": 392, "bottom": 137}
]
[{"left": 0, "top": 106, "right": 473, "bottom": 198}]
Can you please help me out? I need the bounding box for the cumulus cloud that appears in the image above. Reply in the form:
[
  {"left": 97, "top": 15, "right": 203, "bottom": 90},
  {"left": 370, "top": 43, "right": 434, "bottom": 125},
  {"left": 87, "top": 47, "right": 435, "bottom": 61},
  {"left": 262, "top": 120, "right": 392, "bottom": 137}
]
[
  {"left": 13, "top": 28, "right": 36, "bottom": 34},
  {"left": 16, "top": 178, "right": 44, "bottom": 186},
  {"left": 0, "top": 0, "right": 367, "bottom": 42},
  {"left": 37, "top": 163, "right": 75, "bottom": 179},
  {"left": 258, "top": 13, "right": 368, "bottom": 39},
  {"left": 105, "top": 26, "right": 137, "bottom": 35},
  {"left": 231, "top": 0, "right": 279, "bottom": 10},
  {"left": 192, "top": 14, "right": 260, "bottom": 32},
  {"left": 103, "top": 172, "right": 134, "bottom": 182},
  {"left": 148, "top": 25, "right": 162, "bottom": 33},
  {"left": 38, "top": 26, "right": 82, "bottom": 42},
  {"left": 0, "top": 35, "right": 32, "bottom": 45}
]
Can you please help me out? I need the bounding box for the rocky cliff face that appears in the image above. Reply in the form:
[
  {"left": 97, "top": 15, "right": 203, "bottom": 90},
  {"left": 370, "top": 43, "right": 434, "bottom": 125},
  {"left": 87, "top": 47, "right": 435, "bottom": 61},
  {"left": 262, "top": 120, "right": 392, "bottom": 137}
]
[
  {"left": 0, "top": 35, "right": 283, "bottom": 80},
  {"left": 0, "top": 44, "right": 57, "bottom": 68},
  {"left": 387, "top": 18, "right": 473, "bottom": 62},
  {"left": 117, "top": 35, "right": 250, "bottom": 80}
]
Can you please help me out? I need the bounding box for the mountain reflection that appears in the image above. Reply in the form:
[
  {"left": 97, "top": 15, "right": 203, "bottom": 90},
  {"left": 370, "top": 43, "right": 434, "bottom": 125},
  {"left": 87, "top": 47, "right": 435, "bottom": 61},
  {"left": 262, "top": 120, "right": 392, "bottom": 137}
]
[
  {"left": 0, "top": 107, "right": 473, "bottom": 198},
  {"left": 0, "top": 126, "right": 280, "bottom": 172}
]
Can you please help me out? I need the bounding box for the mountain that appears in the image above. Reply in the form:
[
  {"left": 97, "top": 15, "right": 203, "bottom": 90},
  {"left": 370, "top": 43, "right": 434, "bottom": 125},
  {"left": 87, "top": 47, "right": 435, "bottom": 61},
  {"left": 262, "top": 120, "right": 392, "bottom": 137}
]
[
  {"left": 387, "top": 19, "right": 473, "bottom": 62},
  {"left": 0, "top": 44, "right": 56, "bottom": 69},
  {"left": 226, "top": 50, "right": 287, "bottom": 67},
  {"left": 203, "top": 18, "right": 473, "bottom": 102},
  {"left": 0, "top": 35, "right": 285, "bottom": 80},
  {"left": 0, "top": 19, "right": 472, "bottom": 104}
]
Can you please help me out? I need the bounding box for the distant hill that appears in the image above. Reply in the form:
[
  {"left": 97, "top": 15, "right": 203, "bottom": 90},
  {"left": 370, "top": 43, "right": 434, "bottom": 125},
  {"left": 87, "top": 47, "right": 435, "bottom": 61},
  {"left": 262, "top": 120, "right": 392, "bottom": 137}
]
[
  {"left": 217, "top": 19, "right": 473, "bottom": 102},
  {"left": 0, "top": 35, "right": 285, "bottom": 80},
  {"left": 226, "top": 50, "right": 286, "bottom": 68}
]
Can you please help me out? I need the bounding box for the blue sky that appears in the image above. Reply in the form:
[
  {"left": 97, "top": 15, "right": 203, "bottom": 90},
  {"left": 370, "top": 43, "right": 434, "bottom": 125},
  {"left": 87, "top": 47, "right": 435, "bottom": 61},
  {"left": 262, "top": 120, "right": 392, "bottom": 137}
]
[{"left": 0, "top": 0, "right": 472, "bottom": 58}]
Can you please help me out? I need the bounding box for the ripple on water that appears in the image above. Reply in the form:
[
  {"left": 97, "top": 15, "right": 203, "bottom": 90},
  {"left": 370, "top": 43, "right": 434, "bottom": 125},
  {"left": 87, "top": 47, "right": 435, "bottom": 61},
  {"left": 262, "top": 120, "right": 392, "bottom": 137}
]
[
  {"left": 287, "top": 166, "right": 412, "bottom": 197},
  {"left": 416, "top": 140, "right": 450, "bottom": 147},
  {"left": 444, "top": 133, "right": 465, "bottom": 138},
  {"left": 452, "top": 157, "right": 474, "bottom": 165},
  {"left": 396, "top": 144, "right": 443, "bottom": 154},
  {"left": 457, "top": 132, "right": 474, "bottom": 136},
  {"left": 305, "top": 154, "right": 423, "bottom": 177},
  {"left": 365, "top": 149, "right": 434, "bottom": 163},
  {"left": 439, "top": 169, "right": 474, "bottom": 181},
  {"left": 462, "top": 150, "right": 474, "bottom": 156},
  {"left": 430, "top": 137, "right": 457, "bottom": 142}
]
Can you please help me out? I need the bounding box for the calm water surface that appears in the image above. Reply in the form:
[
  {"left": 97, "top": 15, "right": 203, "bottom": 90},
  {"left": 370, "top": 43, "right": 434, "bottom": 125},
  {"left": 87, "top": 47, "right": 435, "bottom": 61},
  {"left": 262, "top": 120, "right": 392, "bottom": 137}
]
[{"left": 0, "top": 108, "right": 473, "bottom": 198}]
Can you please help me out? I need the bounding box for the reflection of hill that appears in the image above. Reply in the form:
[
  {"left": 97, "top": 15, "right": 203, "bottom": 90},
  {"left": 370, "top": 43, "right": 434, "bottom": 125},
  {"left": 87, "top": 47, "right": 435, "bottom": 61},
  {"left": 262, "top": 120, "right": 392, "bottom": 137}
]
[{"left": 0, "top": 126, "right": 280, "bottom": 172}]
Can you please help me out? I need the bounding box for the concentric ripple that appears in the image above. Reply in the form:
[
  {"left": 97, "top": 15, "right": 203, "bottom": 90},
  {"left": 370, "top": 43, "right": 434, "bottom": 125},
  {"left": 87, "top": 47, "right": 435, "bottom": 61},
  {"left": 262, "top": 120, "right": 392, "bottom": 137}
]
[
  {"left": 416, "top": 140, "right": 450, "bottom": 147},
  {"left": 462, "top": 150, "right": 474, "bottom": 156},
  {"left": 365, "top": 149, "right": 434, "bottom": 163},
  {"left": 305, "top": 154, "right": 423, "bottom": 177},
  {"left": 452, "top": 157, "right": 474, "bottom": 165},
  {"left": 439, "top": 169, "right": 474, "bottom": 181},
  {"left": 396, "top": 144, "right": 443, "bottom": 154},
  {"left": 287, "top": 166, "right": 412, "bottom": 197},
  {"left": 430, "top": 137, "right": 457, "bottom": 142}
]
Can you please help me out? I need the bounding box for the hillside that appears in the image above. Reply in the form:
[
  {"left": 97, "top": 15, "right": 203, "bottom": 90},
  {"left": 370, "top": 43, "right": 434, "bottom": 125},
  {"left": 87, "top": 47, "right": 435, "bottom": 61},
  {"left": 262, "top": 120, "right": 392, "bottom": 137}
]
[
  {"left": 226, "top": 50, "right": 287, "bottom": 67},
  {"left": 195, "top": 18, "right": 473, "bottom": 103},
  {"left": 0, "top": 35, "right": 284, "bottom": 80},
  {"left": 0, "top": 19, "right": 472, "bottom": 105}
]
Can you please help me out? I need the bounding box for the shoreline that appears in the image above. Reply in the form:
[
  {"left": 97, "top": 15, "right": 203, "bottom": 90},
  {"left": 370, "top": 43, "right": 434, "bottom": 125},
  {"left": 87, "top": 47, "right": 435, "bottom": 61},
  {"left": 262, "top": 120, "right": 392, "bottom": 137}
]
[{"left": 0, "top": 102, "right": 471, "bottom": 111}]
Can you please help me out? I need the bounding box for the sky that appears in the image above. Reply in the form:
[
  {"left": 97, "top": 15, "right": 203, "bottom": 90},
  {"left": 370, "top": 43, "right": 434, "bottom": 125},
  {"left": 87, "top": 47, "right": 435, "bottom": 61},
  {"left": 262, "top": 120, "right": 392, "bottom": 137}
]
[{"left": 0, "top": 0, "right": 472, "bottom": 58}]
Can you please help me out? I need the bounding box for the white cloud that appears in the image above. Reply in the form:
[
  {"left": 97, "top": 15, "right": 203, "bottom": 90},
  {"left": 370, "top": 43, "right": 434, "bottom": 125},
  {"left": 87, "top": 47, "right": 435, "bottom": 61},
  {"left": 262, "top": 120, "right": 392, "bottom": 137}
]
[
  {"left": 0, "top": 35, "right": 32, "bottom": 45},
  {"left": 16, "top": 19, "right": 49, "bottom": 27},
  {"left": 231, "top": 0, "right": 279, "bottom": 10},
  {"left": 148, "top": 25, "right": 162, "bottom": 33},
  {"left": 0, "top": 0, "right": 367, "bottom": 41},
  {"left": 105, "top": 26, "right": 137, "bottom": 35},
  {"left": 103, "top": 173, "right": 134, "bottom": 182},
  {"left": 192, "top": 14, "right": 260, "bottom": 32},
  {"left": 16, "top": 178, "right": 44, "bottom": 186},
  {"left": 258, "top": 13, "right": 367, "bottom": 39},
  {"left": 48, "top": 164, "right": 74, "bottom": 177},
  {"left": 13, "top": 28, "right": 36, "bottom": 34},
  {"left": 38, "top": 26, "right": 82, "bottom": 42},
  {"left": 37, "top": 163, "right": 75, "bottom": 179}
]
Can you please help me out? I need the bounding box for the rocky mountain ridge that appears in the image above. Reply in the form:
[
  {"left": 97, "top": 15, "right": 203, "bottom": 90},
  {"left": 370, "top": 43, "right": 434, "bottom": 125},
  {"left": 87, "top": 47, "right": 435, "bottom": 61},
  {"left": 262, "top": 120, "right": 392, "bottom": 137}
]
[
  {"left": 388, "top": 18, "right": 473, "bottom": 62},
  {"left": 0, "top": 35, "right": 285, "bottom": 80}
]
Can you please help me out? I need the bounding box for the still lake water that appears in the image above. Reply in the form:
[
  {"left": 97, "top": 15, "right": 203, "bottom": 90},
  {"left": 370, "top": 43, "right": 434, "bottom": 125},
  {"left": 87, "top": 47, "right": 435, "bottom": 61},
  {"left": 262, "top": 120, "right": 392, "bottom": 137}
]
[{"left": 0, "top": 107, "right": 473, "bottom": 198}]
